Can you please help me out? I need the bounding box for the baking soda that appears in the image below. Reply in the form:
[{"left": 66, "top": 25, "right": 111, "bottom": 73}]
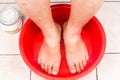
[{"left": 0, "top": 7, "right": 23, "bottom": 33}]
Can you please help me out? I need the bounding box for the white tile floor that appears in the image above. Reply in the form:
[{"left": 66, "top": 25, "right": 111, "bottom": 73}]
[{"left": 0, "top": 0, "right": 120, "bottom": 80}]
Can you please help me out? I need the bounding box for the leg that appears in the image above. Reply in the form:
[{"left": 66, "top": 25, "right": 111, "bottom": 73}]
[
  {"left": 63, "top": 0, "right": 104, "bottom": 73},
  {"left": 16, "top": 0, "right": 61, "bottom": 75}
]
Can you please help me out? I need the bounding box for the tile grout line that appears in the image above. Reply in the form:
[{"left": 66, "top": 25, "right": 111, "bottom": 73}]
[
  {"left": 104, "top": 1, "right": 120, "bottom": 2},
  {"left": 0, "top": 54, "right": 21, "bottom": 56},
  {"left": 0, "top": 1, "right": 70, "bottom": 4},
  {"left": 105, "top": 53, "right": 120, "bottom": 54},
  {"left": 51, "top": 1, "right": 70, "bottom": 3},
  {"left": 30, "top": 70, "right": 32, "bottom": 80},
  {"left": 0, "top": 2, "right": 16, "bottom": 4},
  {"left": 96, "top": 68, "right": 99, "bottom": 80},
  {"left": 0, "top": 1, "right": 120, "bottom": 4},
  {"left": 0, "top": 53, "right": 119, "bottom": 56}
]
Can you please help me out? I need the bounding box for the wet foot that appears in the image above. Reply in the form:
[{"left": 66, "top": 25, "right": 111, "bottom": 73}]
[
  {"left": 63, "top": 23, "right": 89, "bottom": 74},
  {"left": 38, "top": 23, "right": 61, "bottom": 75}
]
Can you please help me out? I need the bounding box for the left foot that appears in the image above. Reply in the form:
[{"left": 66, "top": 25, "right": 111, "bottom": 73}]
[{"left": 63, "top": 23, "right": 89, "bottom": 74}]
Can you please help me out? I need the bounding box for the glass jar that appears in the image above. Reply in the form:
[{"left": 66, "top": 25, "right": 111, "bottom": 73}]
[{"left": 0, "top": 7, "right": 23, "bottom": 33}]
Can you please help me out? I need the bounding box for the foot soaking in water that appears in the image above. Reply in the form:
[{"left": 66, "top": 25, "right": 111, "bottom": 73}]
[{"left": 17, "top": 0, "right": 105, "bottom": 79}]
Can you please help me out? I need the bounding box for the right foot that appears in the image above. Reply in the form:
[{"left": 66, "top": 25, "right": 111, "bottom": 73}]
[{"left": 38, "top": 23, "right": 61, "bottom": 75}]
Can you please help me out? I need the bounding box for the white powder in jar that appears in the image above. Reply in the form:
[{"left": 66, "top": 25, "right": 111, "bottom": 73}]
[{"left": 0, "top": 7, "right": 23, "bottom": 32}]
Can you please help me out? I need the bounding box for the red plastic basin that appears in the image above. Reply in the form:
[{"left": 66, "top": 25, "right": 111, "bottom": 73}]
[{"left": 19, "top": 4, "right": 106, "bottom": 80}]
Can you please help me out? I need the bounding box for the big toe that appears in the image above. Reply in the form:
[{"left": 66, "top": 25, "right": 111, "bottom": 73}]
[
  {"left": 69, "top": 63, "right": 77, "bottom": 74},
  {"left": 51, "top": 64, "right": 59, "bottom": 75}
]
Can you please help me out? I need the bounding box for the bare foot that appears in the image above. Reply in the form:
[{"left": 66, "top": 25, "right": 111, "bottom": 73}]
[
  {"left": 63, "top": 23, "right": 89, "bottom": 74},
  {"left": 38, "top": 23, "right": 61, "bottom": 75}
]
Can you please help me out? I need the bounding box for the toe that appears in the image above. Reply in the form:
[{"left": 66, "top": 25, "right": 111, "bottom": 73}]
[
  {"left": 44, "top": 64, "right": 48, "bottom": 73},
  {"left": 69, "top": 63, "right": 76, "bottom": 74},
  {"left": 83, "top": 58, "right": 87, "bottom": 67},
  {"left": 47, "top": 65, "right": 52, "bottom": 75},
  {"left": 85, "top": 54, "right": 89, "bottom": 61},
  {"left": 75, "top": 63, "right": 81, "bottom": 73},
  {"left": 80, "top": 61, "right": 84, "bottom": 70},
  {"left": 38, "top": 57, "right": 41, "bottom": 64},
  {"left": 51, "top": 64, "right": 59, "bottom": 75},
  {"left": 84, "top": 54, "right": 89, "bottom": 67},
  {"left": 41, "top": 63, "right": 45, "bottom": 70}
]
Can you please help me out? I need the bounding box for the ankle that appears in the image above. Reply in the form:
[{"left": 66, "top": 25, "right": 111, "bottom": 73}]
[
  {"left": 44, "top": 29, "right": 61, "bottom": 48},
  {"left": 64, "top": 35, "right": 80, "bottom": 44},
  {"left": 63, "top": 30, "right": 83, "bottom": 44},
  {"left": 63, "top": 28, "right": 80, "bottom": 40},
  {"left": 44, "top": 34, "right": 60, "bottom": 46}
]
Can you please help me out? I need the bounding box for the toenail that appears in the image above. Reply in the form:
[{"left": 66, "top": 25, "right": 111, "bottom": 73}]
[
  {"left": 81, "top": 67, "right": 84, "bottom": 70},
  {"left": 52, "top": 71, "right": 58, "bottom": 75},
  {"left": 71, "top": 70, "right": 76, "bottom": 74},
  {"left": 48, "top": 72, "right": 51, "bottom": 75}
]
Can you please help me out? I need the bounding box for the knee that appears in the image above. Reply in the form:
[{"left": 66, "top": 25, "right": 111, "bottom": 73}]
[
  {"left": 16, "top": 0, "right": 29, "bottom": 8},
  {"left": 87, "top": 0, "right": 104, "bottom": 11},
  {"left": 92, "top": 0, "right": 104, "bottom": 7}
]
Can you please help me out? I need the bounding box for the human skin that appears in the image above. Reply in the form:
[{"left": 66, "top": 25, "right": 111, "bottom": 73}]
[
  {"left": 64, "top": 0, "right": 104, "bottom": 73},
  {"left": 16, "top": 0, "right": 104, "bottom": 75},
  {"left": 16, "top": 0, "right": 61, "bottom": 75}
]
